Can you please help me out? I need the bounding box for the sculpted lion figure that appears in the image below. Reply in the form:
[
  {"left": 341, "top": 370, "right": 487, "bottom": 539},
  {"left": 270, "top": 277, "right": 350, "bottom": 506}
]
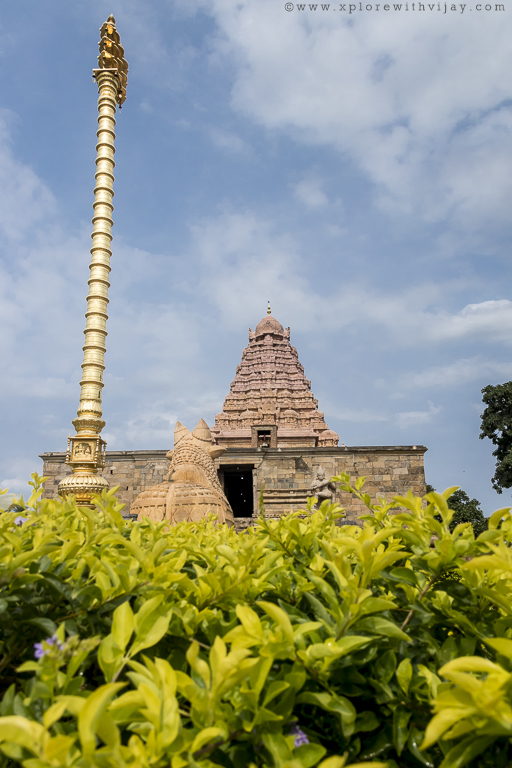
[{"left": 131, "top": 419, "right": 234, "bottom": 526}]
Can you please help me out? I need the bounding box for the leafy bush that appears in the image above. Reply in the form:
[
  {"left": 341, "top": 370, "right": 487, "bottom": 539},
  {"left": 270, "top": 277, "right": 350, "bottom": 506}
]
[
  {"left": 426, "top": 485, "right": 488, "bottom": 538},
  {"left": 0, "top": 473, "right": 511, "bottom": 768}
]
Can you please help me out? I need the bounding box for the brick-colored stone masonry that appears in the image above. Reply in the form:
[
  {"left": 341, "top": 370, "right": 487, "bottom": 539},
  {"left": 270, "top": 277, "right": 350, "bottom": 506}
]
[
  {"left": 41, "top": 312, "right": 426, "bottom": 527},
  {"left": 40, "top": 451, "right": 171, "bottom": 512},
  {"left": 41, "top": 444, "right": 426, "bottom": 526}
]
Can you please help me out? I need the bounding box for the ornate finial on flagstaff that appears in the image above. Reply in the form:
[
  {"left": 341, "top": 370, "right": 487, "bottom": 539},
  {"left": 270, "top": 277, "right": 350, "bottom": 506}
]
[
  {"left": 58, "top": 17, "right": 128, "bottom": 505},
  {"left": 96, "top": 14, "right": 128, "bottom": 106},
  {"left": 267, "top": 301, "right": 271, "bottom": 315}
]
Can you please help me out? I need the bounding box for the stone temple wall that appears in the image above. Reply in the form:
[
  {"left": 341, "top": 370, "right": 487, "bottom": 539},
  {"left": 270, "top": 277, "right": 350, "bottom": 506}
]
[
  {"left": 40, "top": 451, "right": 171, "bottom": 512},
  {"left": 40, "top": 444, "right": 426, "bottom": 525},
  {"left": 219, "top": 445, "right": 426, "bottom": 522}
]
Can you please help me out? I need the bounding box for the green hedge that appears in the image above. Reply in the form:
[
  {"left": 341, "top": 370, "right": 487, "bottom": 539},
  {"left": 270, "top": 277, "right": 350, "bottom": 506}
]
[{"left": 0, "top": 473, "right": 511, "bottom": 768}]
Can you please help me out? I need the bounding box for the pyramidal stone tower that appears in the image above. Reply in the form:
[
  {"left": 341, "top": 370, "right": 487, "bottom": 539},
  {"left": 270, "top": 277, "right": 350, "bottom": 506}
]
[{"left": 211, "top": 307, "right": 339, "bottom": 449}]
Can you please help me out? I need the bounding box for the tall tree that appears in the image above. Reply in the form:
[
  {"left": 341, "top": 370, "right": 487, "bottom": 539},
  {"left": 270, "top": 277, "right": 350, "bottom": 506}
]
[
  {"left": 427, "top": 484, "right": 488, "bottom": 536},
  {"left": 480, "top": 381, "right": 512, "bottom": 494}
]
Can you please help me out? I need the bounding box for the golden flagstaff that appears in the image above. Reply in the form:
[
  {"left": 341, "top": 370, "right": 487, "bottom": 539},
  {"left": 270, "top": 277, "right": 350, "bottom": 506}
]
[{"left": 58, "top": 16, "right": 128, "bottom": 505}]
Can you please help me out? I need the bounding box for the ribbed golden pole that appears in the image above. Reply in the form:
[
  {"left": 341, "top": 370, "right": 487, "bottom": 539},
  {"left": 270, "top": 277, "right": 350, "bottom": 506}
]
[{"left": 59, "top": 16, "right": 128, "bottom": 505}]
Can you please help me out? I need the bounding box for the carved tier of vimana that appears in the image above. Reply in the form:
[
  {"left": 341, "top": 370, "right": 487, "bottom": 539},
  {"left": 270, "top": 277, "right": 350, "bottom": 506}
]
[{"left": 42, "top": 308, "right": 427, "bottom": 529}]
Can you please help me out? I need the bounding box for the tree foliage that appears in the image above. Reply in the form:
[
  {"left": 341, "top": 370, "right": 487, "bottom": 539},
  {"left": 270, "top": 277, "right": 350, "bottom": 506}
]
[
  {"left": 426, "top": 485, "right": 488, "bottom": 537},
  {"left": 480, "top": 381, "right": 512, "bottom": 494},
  {"left": 0, "top": 474, "right": 511, "bottom": 768}
]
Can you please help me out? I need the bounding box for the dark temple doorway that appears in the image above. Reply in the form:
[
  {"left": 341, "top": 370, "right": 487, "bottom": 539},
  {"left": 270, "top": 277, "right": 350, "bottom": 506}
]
[{"left": 221, "top": 466, "right": 254, "bottom": 518}]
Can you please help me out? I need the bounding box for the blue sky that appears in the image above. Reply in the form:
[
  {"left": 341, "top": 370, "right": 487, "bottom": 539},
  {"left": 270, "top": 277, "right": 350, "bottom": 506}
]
[{"left": 1, "top": 0, "right": 511, "bottom": 514}]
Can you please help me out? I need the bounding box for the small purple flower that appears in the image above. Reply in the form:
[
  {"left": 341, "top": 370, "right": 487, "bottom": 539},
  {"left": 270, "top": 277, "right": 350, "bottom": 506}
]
[
  {"left": 33, "top": 642, "right": 45, "bottom": 659},
  {"left": 14, "top": 516, "right": 28, "bottom": 526},
  {"left": 290, "top": 724, "right": 310, "bottom": 747},
  {"left": 33, "top": 634, "right": 64, "bottom": 659}
]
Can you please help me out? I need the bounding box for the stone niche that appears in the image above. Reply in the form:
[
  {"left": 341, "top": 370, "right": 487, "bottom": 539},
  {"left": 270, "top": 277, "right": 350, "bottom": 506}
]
[{"left": 251, "top": 425, "right": 277, "bottom": 449}]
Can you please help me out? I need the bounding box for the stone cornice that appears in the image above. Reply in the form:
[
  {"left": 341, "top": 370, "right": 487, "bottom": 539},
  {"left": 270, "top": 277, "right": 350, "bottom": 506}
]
[{"left": 41, "top": 444, "right": 427, "bottom": 463}]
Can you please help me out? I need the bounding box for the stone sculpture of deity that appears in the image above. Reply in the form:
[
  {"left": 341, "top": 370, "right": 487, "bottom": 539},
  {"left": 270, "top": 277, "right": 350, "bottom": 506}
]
[{"left": 310, "top": 466, "right": 337, "bottom": 509}]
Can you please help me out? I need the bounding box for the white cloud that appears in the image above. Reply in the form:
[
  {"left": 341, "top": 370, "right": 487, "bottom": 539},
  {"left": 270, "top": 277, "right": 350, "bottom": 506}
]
[
  {"left": 1, "top": 457, "right": 41, "bottom": 497},
  {"left": 188, "top": 210, "right": 311, "bottom": 327},
  {"left": 195, "top": 0, "right": 512, "bottom": 233},
  {"left": 402, "top": 357, "right": 512, "bottom": 390},
  {"left": 293, "top": 178, "right": 329, "bottom": 208},
  {"left": 395, "top": 401, "right": 442, "bottom": 429},
  {"left": 187, "top": 209, "right": 512, "bottom": 348},
  {"left": 0, "top": 377, "right": 75, "bottom": 400},
  {"left": 427, "top": 301, "right": 512, "bottom": 344},
  {"left": 210, "top": 128, "right": 249, "bottom": 154},
  {"left": 325, "top": 406, "right": 388, "bottom": 423},
  {"left": 372, "top": 297, "right": 512, "bottom": 347},
  {"left": 0, "top": 112, "right": 56, "bottom": 241}
]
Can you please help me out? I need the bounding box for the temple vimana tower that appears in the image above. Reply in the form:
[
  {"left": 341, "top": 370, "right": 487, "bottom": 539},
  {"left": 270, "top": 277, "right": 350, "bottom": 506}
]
[{"left": 42, "top": 306, "right": 427, "bottom": 527}]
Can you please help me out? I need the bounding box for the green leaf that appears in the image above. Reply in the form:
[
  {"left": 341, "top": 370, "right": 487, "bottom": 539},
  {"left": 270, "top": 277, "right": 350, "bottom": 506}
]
[
  {"left": 78, "top": 683, "right": 125, "bottom": 757},
  {"left": 296, "top": 691, "right": 356, "bottom": 736},
  {"left": 355, "top": 616, "right": 412, "bottom": 643},
  {"left": 17, "top": 661, "right": 40, "bottom": 673},
  {"left": 97, "top": 634, "right": 124, "bottom": 682},
  {"left": 191, "top": 726, "right": 223, "bottom": 754},
  {"left": 332, "top": 635, "right": 373, "bottom": 656},
  {"left": 257, "top": 600, "right": 294, "bottom": 644},
  {"left": 262, "top": 731, "right": 293, "bottom": 763},
  {"left": 373, "top": 650, "right": 396, "bottom": 684},
  {"left": 408, "top": 726, "right": 435, "bottom": 767},
  {"left": 43, "top": 700, "right": 70, "bottom": 729},
  {"left": 393, "top": 705, "right": 412, "bottom": 756},
  {"left": 249, "top": 656, "right": 273, "bottom": 695},
  {"left": 27, "top": 617, "right": 58, "bottom": 636},
  {"left": 294, "top": 742, "right": 326, "bottom": 767},
  {"left": 236, "top": 604, "right": 264, "bottom": 639},
  {"left": 0, "top": 716, "right": 46, "bottom": 756},
  {"left": 358, "top": 596, "right": 398, "bottom": 615},
  {"left": 354, "top": 711, "right": 380, "bottom": 733},
  {"left": 43, "top": 733, "right": 76, "bottom": 764},
  {"left": 484, "top": 636, "right": 512, "bottom": 659},
  {"left": 262, "top": 680, "right": 290, "bottom": 707},
  {"left": 130, "top": 605, "right": 172, "bottom": 657},
  {"left": 111, "top": 600, "right": 134, "bottom": 651},
  {"left": 345, "top": 763, "right": 387, "bottom": 768},
  {"left": 390, "top": 568, "right": 418, "bottom": 586},
  {"left": 318, "top": 759, "right": 347, "bottom": 768},
  {"left": 396, "top": 658, "right": 413, "bottom": 695},
  {"left": 439, "top": 735, "right": 495, "bottom": 768}
]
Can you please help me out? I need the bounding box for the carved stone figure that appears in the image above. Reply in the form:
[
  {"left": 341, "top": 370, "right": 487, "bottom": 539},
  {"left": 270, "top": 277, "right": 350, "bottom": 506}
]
[
  {"left": 310, "top": 466, "right": 337, "bottom": 509},
  {"left": 131, "top": 419, "right": 234, "bottom": 526}
]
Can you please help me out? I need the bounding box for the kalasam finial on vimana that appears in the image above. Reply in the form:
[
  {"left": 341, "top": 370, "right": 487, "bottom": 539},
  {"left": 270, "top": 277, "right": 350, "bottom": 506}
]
[{"left": 58, "top": 17, "right": 128, "bottom": 506}]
